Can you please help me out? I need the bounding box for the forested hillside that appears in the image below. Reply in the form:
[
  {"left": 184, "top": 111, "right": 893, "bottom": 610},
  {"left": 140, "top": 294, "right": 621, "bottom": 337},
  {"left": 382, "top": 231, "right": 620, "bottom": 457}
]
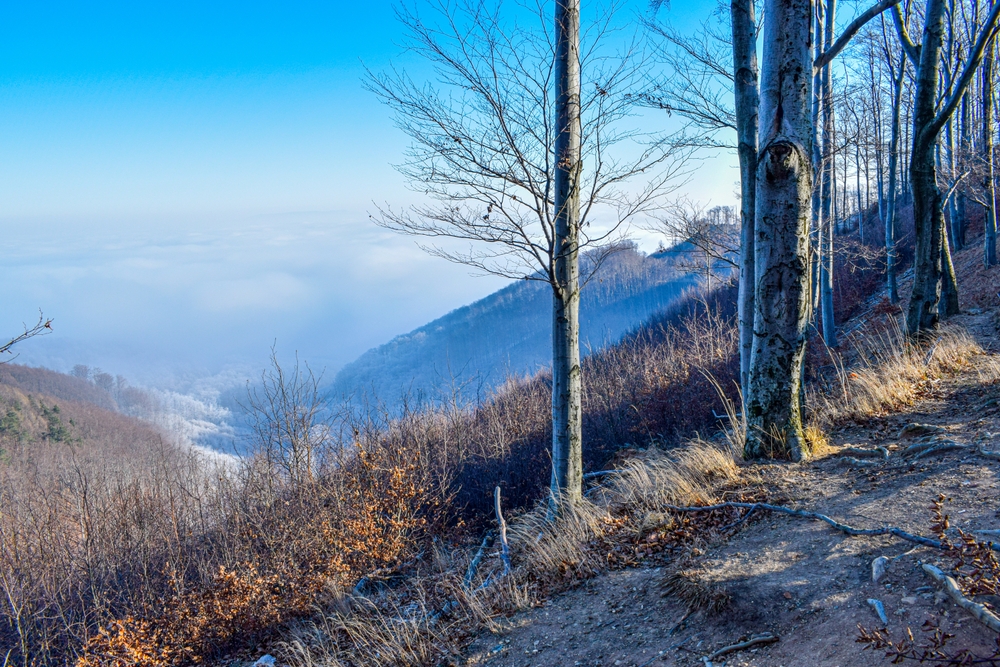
[{"left": 330, "top": 243, "right": 705, "bottom": 407}]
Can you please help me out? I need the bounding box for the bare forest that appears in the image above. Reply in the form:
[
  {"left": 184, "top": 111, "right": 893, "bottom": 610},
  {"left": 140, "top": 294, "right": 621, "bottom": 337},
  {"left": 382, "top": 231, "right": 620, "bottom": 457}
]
[{"left": 1, "top": 0, "right": 999, "bottom": 665}]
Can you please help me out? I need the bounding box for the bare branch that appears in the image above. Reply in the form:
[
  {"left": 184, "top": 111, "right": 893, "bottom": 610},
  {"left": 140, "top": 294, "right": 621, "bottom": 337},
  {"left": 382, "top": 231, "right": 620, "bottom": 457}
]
[
  {"left": 814, "top": 0, "right": 903, "bottom": 71},
  {"left": 0, "top": 312, "right": 53, "bottom": 363}
]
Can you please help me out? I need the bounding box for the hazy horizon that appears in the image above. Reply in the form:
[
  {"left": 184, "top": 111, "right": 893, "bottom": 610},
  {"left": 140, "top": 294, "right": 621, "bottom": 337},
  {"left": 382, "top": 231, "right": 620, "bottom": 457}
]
[{"left": 1, "top": 0, "right": 741, "bottom": 395}]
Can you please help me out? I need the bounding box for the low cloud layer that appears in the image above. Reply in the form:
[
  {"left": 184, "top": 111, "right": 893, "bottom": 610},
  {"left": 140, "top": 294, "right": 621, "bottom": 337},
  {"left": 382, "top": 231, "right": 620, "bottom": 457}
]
[{"left": 0, "top": 211, "right": 508, "bottom": 391}]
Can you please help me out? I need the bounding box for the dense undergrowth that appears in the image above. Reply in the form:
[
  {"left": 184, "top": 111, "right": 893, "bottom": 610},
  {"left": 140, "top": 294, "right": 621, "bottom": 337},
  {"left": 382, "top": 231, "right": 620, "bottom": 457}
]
[{"left": 0, "top": 210, "right": 917, "bottom": 665}]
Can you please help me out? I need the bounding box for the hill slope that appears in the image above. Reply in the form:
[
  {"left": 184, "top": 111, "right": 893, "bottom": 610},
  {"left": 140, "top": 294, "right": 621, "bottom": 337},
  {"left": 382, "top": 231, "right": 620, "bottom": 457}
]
[
  {"left": 329, "top": 244, "right": 704, "bottom": 406},
  {"left": 454, "top": 235, "right": 1000, "bottom": 667}
]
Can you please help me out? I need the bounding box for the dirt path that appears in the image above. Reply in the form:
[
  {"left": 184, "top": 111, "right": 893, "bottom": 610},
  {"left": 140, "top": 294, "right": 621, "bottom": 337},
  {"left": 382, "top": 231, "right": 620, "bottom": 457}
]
[{"left": 462, "top": 264, "right": 1000, "bottom": 666}]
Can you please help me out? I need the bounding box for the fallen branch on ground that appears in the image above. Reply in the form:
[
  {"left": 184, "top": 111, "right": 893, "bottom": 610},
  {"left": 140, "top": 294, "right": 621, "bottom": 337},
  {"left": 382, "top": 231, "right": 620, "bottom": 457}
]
[
  {"left": 922, "top": 563, "right": 1000, "bottom": 633},
  {"left": 476, "top": 487, "right": 511, "bottom": 591},
  {"left": 839, "top": 456, "right": 883, "bottom": 467},
  {"left": 494, "top": 486, "right": 511, "bottom": 576},
  {"left": 463, "top": 531, "right": 495, "bottom": 590}
]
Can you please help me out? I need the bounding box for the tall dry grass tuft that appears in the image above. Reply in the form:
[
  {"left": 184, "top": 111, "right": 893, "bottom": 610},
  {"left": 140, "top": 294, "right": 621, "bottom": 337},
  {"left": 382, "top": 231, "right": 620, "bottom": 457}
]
[
  {"left": 812, "top": 323, "right": 997, "bottom": 427},
  {"left": 599, "top": 444, "right": 739, "bottom": 512}
]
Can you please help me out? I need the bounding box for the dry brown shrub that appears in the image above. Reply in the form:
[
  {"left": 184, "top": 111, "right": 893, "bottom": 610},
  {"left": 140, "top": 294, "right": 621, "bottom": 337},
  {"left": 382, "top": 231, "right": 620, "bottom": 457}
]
[{"left": 76, "top": 436, "right": 441, "bottom": 667}]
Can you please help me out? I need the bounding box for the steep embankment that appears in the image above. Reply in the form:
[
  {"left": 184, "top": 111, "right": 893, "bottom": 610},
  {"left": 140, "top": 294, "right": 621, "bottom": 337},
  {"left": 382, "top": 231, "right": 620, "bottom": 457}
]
[
  {"left": 457, "top": 244, "right": 1000, "bottom": 667},
  {"left": 329, "top": 245, "right": 702, "bottom": 406}
]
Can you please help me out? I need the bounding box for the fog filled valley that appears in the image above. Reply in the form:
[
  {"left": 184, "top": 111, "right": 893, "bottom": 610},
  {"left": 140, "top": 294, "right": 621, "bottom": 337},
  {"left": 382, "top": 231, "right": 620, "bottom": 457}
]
[{"left": 3, "top": 0, "right": 1000, "bottom": 665}]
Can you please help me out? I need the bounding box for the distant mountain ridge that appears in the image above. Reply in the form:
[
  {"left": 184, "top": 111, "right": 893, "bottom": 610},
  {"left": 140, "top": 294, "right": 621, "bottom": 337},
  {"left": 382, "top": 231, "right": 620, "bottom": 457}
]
[{"left": 329, "top": 243, "right": 703, "bottom": 407}]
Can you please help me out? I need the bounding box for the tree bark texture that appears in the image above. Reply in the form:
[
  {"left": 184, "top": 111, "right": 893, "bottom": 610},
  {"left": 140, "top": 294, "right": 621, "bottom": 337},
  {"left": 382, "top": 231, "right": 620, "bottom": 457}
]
[
  {"left": 985, "top": 36, "right": 997, "bottom": 267},
  {"left": 550, "top": 0, "right": 584, "bottom": 510},
  {"left": 906, "top": 0, "right": 947, "bottom": 335},
  {"left": 745, "top": 0, "right": 813, "bottom": 461},
  {"left": 732, "top": 0, "right": 760, "bottom": 404},
  {"left": 886, "top": 56, "right": 904, "bottom": 303}
]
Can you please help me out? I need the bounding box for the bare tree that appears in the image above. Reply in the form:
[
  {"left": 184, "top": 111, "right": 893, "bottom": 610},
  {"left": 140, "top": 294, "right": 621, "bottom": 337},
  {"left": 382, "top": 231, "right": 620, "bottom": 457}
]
[
  {"left": 745, "top": 0, "right": 901, "bottom": 460},
  {"left": 244, "top": 349, "right": 330, "bottom": 488},
  {"left": 731, "top": 0, "right": 760, "bottom": 404},
  {"left": 646, "top": 201, "right": 739, "bottom": 288},
  {"left": 367, "top": 0, "right": 689, "bottom": 510},
  {"left": 895, "top": 0, "right": 1000, "bottom": 335},
  {"left": 644, "top": 0, "right": 760, "bottom": 402}
]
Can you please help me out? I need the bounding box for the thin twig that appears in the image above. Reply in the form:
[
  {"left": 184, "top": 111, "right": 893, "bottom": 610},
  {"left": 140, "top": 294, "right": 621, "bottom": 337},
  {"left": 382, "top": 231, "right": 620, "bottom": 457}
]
[{"left": 924, "top": 336, "right": 944, "bottom": 365}]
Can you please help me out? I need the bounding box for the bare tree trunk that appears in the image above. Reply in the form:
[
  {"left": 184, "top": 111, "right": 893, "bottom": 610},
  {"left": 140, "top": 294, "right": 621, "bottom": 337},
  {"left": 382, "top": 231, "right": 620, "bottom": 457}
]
[
  {"left": 946, "top": 117, "right": 960, "bottom": 251},
  {"left": 903, "top": 0, "right": 1000, "bottom": 334},
  {"left": 732, "top": 0, "right": 760, "bottom": 405},
  {"left": 985, "top": 36, "right": 997, "bottom": 267},
  {"left": 886, "top": 55, "right": 905, "bottom": 304},
  {"left": 857, "top": 140, "right": 865, "bottom": 243},
  {"left": 745, "top": 0, "right": 812, "bottom": 461},
  {"left": 820, "top": 0, "right": 838, "bottom": 346},
  {"left": 906, "top": 0, "right": 947, "bottom": 335},
  {"left": 811, "top": 2, "right": 825, "bottom": 325},
  {"left": 957, "top": 91, "right": 970, "bottom": 249},
  {"left": 940, "top": 218, "right": 961, "bottom": 315},
  {"left": 550, "top": 0, "right": 583, "bottom": 510}
]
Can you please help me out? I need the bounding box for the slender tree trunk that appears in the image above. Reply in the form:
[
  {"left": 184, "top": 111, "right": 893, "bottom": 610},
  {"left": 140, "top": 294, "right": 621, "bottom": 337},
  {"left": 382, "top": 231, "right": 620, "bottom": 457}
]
[
  {"left": 856, "top": 140, "right": 865, "bottom": 243},
  {"left": 946, "top": 117, "right": 960, "bottom": 251},
  {"left": 745, "top": 0, "right": 812, "bottom": 461},
  {"left": 904, "top": 0, "right": 1000, "bottom": 332},
  {"left": 940, "top": 220, "right": 961, "bottom": 315},
  {"left": 811, "top": 2, "right": 824, "bottom": 325},
  {"left": 886, "top": 55, "right": 905, "bottom": 304},
  {"left": 906, "top": 0, "right": 947, "bottom": 335},
  {"left": 732, "top": 0, "right": 759, "bottom": 405},
  {"left": 820, "top": 0, "right": 838, "bottom": 346},
  {"left": 550, "top": 0, "right": 583, "bottom": 510},
  {"left": 936, "top": 140, "right": 961, "bottom": 317},
  {"left": 985, "top": 36, "right": 997, "bottom": 267},
  {"left": 957, "top": 92, "right": 970, "bottom": 248}
]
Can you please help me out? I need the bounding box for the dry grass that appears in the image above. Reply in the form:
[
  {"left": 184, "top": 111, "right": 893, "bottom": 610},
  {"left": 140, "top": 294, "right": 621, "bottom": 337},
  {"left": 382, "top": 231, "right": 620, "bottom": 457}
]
[
  {"left": 811, "top": 322, "right": 998, "bottom": 427},
  {"left": 279, "top": 435, "right": 742, "bottom": 667}
]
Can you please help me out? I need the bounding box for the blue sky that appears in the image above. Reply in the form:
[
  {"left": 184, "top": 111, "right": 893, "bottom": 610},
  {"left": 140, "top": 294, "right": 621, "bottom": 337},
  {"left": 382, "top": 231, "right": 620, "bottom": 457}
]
[{"left": 0, "top": 0, "right": 740, "bottom": 389}]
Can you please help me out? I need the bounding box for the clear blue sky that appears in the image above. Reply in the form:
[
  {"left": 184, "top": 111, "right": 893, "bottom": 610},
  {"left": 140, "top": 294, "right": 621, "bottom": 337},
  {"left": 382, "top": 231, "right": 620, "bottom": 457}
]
[{"left": 0, "top": 0, "right": 739, "bottom": 389}]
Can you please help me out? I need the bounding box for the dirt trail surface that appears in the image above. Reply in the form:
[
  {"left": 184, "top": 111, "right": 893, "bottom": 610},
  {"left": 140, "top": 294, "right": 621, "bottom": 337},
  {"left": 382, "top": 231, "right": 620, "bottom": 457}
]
[{"left": 462, "top": 264, "right": 1000, "bottom": 666}]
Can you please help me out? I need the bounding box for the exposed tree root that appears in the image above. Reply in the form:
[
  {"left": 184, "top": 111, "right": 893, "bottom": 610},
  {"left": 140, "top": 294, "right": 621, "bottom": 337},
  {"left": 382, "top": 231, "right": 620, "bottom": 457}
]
[
  {"left": 703, "top": 633, "right": 779, "bottom": 664},
  {"left": 664, "top": 502, "right": 943, "bottom": 548},
  {"left": 913, "top": 443, "right": 970, "bottom": 460},
  {"left": 922, "top": 563, "right": 1000, "bottom": 633},
  {"left": 977, "top": 447, "right": 1000, "bottom": 462},
  {"left": 837, "top": 446, "right": 890, "bottom": 460}
]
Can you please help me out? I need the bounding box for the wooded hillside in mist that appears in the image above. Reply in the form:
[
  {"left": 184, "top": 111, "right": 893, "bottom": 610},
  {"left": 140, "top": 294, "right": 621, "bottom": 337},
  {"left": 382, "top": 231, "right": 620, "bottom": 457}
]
[{"left": 329, "top": 243, "right": 707, "bottom": 407}]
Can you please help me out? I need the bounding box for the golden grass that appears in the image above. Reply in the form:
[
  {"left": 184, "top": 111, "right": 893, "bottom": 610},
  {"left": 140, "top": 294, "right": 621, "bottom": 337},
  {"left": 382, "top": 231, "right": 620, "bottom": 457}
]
[{"left": 812, "top": 323, "right": 997, "bottom": 427}]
